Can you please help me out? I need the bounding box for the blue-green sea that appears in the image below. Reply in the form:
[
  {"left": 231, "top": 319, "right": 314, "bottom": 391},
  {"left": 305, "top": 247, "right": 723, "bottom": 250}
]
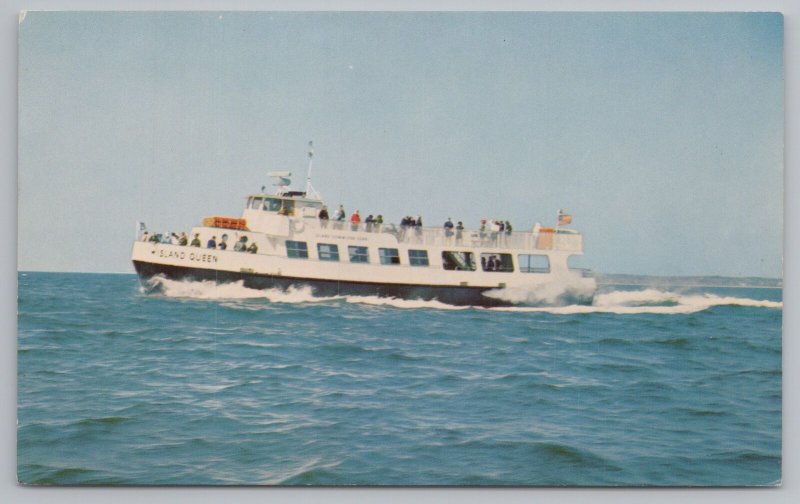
[{"left": 17, "top": 272, "right": 782, "bottom": 485}]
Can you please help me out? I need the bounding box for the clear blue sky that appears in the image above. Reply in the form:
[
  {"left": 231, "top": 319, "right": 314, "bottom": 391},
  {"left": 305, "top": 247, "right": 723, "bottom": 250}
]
[{"left": 18, "top": 11, "right": 783, "bottom": 277}]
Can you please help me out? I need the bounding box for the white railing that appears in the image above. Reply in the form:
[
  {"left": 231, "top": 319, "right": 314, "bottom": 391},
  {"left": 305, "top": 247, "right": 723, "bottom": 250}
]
[{"left": 296, "top": 218, "right": 583, "bottom": 252}]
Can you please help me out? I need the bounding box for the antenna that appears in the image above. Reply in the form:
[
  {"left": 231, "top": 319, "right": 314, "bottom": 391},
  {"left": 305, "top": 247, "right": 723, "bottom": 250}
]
[
  {"left": 267, "top": 171, "right": 292, "bottom": 194},
  {"left": 305, "top": 140, "right": 321, "bottom": 200}
]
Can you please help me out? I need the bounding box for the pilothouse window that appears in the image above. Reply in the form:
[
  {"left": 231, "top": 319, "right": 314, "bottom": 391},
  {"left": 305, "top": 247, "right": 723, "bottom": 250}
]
[
  {"left": 250, "top": 197, "right": 263, "bottom": 209},
  {"left": 264, "top": 198, "right": 283, "bottom": 212}
]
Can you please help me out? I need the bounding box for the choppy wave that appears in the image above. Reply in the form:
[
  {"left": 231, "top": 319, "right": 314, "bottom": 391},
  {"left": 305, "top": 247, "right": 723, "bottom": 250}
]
[
  {"left": 19, "top": 272, "right": 783, "bottom": 485},
  {"left": 491, "top": 289, "right": 782, "bottom": 314},
  {"left": 483, "top": 271, "right": 597, "bottom": 306},
  {"left": 142, "top": 277, "right": 780, "bottom": 314},
  {"left": 342, "top": 295, "right": 469, "bottom": 310},
  {"left": 143, "top": 276, "right": 341, "bottom": 303}
]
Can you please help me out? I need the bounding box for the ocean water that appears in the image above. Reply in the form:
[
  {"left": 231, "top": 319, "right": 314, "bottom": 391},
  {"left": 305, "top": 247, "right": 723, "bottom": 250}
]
[{"left": 17, "top": 272, "right": 782, "bottom": 486}]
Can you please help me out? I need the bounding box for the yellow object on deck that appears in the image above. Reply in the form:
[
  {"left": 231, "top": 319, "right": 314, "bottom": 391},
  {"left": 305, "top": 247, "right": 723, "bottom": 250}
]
[{"left": 202, "top": 217, "right": 248, "bottom": 230}]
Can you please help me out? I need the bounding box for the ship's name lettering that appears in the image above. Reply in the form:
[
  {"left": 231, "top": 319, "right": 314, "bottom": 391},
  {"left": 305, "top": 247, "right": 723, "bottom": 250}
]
[
  {"left": 157, "top": 249, "right": 219, "bottom": 263},
  {"left": 317, "top": 234, "right": 368, "bottom": 242}
]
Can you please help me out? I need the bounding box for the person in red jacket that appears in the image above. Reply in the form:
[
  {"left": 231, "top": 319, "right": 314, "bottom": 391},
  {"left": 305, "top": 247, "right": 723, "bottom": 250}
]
[{"left": 350, "top": 210, "right": 361, "bottom": 231}]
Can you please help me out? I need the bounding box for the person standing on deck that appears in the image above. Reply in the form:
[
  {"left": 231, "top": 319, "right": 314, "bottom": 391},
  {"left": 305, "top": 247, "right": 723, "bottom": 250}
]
[{"left": 350, "top": 210, "right": 361, "bottom": 231}]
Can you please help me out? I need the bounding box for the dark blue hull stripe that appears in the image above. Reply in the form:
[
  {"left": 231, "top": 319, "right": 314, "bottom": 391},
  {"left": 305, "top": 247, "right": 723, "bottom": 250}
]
[{"left": 132, "top": 261, "right": 514, "bottom": 307}]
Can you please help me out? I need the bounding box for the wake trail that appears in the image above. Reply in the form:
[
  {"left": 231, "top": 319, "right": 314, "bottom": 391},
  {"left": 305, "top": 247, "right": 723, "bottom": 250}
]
[{"left": 142, "top": 277, "right": 781, "bottom": 314}]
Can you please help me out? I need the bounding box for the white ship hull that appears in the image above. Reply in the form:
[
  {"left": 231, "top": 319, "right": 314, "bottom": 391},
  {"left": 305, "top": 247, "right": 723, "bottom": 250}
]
[{"left": 132, "top": 207, "right": 595, "bottom": 307}]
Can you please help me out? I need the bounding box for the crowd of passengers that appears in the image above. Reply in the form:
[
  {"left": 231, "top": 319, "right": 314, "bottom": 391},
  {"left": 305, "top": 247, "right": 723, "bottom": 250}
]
[
  {"left": 316, "top": 205, "right": 386, "bottom": 232},
  {"left": 140, "top": 210, "right": 515, "bottom": 254},
  {"left": 316, "top": 205, "right": 513, "bottom": 241},
  {"left": 142, "top": 231, "right": 258, "bottom": 253}
]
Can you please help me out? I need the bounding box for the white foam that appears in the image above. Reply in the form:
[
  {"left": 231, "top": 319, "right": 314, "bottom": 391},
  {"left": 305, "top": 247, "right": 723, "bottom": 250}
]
[
  {"left": 143, "top": 276, "right": 781, "bottom": 314},
  {"left": 487, "top": 289, "right": 782, "bottom": 315},
  {"left": 342, "top": 295, "right": 470, "bottom": 310},
  {"left": 483, "top": 270, "right": 598, "bottom": 305},
  {"left": 144, "top": 276, "right": 340, "bottom": 303}
]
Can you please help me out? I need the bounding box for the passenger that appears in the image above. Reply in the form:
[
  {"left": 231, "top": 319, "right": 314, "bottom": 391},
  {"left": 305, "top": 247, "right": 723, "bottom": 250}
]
[
  {"left": 333, "top": 205, "right": 345, "bottom": 229},
  {"left": 278, "top": 203, "right": 288, "bottom": 216},
  {"left": 190, "top": 233, "right": 201, "bottom": 247},
  {"left": 479, "top": 219, "right": 487, "bottom": 243},
  {"left": 234, "top": 236, "right": 248, "bottom": 252},
  {"left": 416, "top": 216, "right": 423, "bottom": 227},
  {"left": 179, "top": 232, "right": 189, "bottom": 246},
  {"left": 350, "top": 210, "right": 361, "bottom": 231},
  {"left": 148, "top": 232, "right": 160, "bottom": 243},
  {"left": 247, "top": 242, "right": 258, "bottom": 254},
  {"left": 141, "top": 231, "right": 149, "bottom": 242},
  {"left": 456, "top": 221, "right": 464, "bottom": 244},
  {"left": 365, "top": 214, "right": 374, "bottom": 232},
  {"left": 505, "top": 221, "right": 513, "bottom": 235},
  {"left": 444, "top": 218, "right": 454, "bottom": 238},
  {"left": 374, "top": 214, "right": 383, "bottom": 232},
  {"left": 167, "top": 232, "right": 178, "bottom": 245},
  {"left": 490, "top": 220, "right": 500, "bottom": 243},
  {"left": 398, "top": 216, "right": 407, "bottom": 240},
  {"left": 218, "top": 234, "right": 228, "bottom": 250},
  {"left": 318, "top": 206, "right": 329, "bottom": 228},
  {"left": 207, "top": 236, "right": 217, "bottom": 249}
]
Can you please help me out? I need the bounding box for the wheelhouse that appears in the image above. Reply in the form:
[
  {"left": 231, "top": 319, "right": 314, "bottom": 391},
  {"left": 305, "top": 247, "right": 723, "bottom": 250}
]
[{"left": 246, "top": 193, "right": 323, "bottom": 217}]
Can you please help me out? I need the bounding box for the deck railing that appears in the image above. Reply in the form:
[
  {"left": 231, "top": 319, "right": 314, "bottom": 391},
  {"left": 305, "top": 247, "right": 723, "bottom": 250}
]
[{"left": 302, "top": 218, "right": 583, "bottom": 252}]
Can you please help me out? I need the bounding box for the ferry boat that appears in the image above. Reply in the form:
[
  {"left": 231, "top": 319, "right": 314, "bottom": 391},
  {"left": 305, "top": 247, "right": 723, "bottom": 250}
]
[{"left": 131, "top": 146, "right": 595, "bottom": 307}]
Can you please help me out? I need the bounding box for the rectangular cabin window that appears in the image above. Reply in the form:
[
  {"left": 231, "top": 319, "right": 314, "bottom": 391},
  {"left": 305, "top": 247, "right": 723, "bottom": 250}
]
[
  {"left": 408, "top": 249, "right": 429, "bottom": 267},
  {"left": 281, "top": 200, "right": 295, "bottom": 216},
  {"left": 480, "top": 253, "right": 514, "bottom": 272},
  {"left": 286, "top": 240, "right": 309, "bottom": 259},
  {"left": 379, "top": 248, "right": 401, "bottom": 265},
  {"left": 264, "top": 198, "right": 283, "bottom": 212},
  {"left": 348, "top": 245, "right": 369, "bottom": 264},
  {"left": 518, "top": 254, "right": 550, "bottom": 273},
  {"left": 317, "top": 243, "right": 340, "bottom": 262},
  {"left": 441, "top": 251, "right": 476, "bottom": 271},
  {"left": 250, "top": 197, "right": 263, "bottom": 209}
]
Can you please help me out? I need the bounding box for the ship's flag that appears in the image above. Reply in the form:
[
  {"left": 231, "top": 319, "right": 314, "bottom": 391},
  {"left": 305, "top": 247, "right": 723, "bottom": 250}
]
[{"left": 557, "top": 211, "right": 572, "bottom": 226}]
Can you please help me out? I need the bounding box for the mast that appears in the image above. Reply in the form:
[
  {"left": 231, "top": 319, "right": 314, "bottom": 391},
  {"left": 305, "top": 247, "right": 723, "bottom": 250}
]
[{"left": 305, "top": 140, "right": 321, "bottom": 200}]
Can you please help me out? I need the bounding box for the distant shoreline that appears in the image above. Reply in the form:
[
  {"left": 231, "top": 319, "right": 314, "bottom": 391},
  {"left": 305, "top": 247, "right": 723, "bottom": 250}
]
[{"left": 594, "top": 274, "right": 782, "bottom": 289}]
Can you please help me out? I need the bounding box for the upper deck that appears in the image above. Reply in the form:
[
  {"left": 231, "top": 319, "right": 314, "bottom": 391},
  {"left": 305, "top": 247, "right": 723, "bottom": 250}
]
[{"left": 235, "top": 193, "right": 583, "bottom": 254}]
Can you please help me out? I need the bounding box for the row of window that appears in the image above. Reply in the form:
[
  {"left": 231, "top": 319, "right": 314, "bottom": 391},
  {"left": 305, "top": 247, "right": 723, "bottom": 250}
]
[{"left": 284, "top": 240, "right": 550, "bottom": 273}]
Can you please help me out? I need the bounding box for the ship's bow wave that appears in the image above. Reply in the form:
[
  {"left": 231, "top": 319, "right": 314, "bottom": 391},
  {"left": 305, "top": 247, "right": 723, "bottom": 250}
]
[
  {"left": 140, "top": 275, "right": 339, "bottom": 303},
  {"left": 483, "top": 273, "right": 597, "bottom": 306}
]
